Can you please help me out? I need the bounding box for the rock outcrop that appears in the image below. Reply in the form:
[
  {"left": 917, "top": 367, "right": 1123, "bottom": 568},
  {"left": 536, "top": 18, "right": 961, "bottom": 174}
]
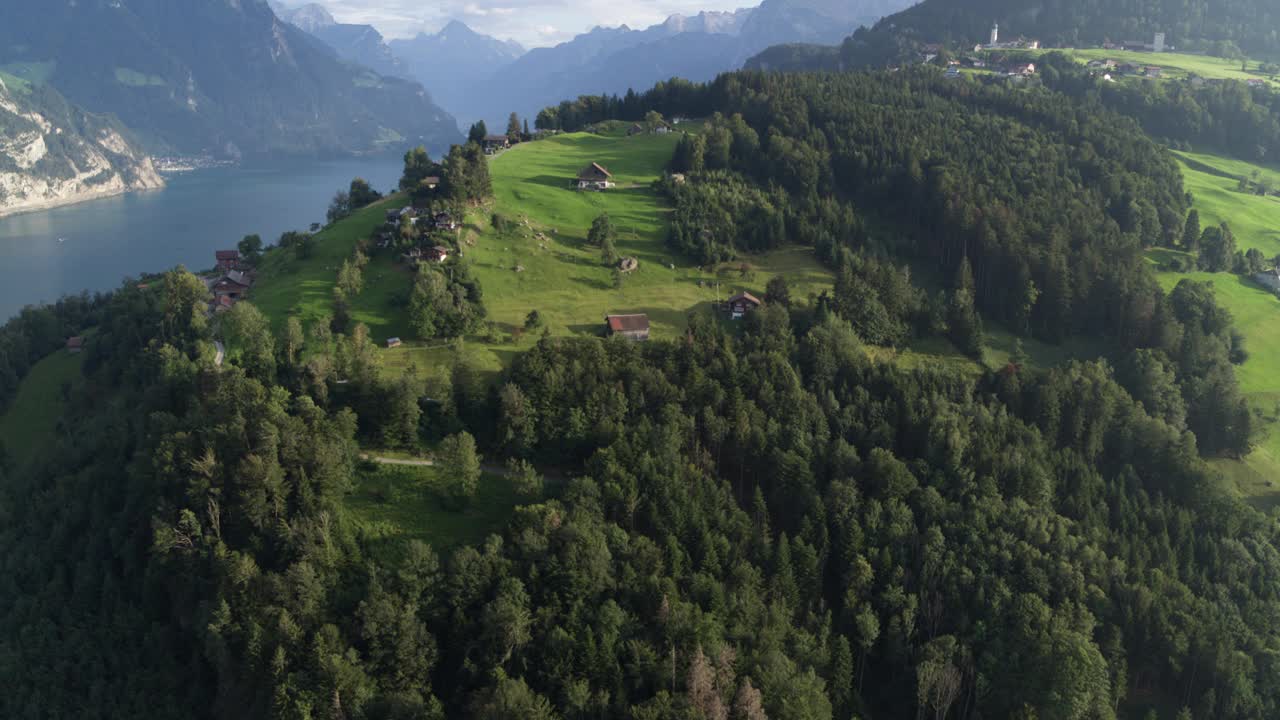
[{"left": 0, "top": 77, "right": 163, "bottom": 218}]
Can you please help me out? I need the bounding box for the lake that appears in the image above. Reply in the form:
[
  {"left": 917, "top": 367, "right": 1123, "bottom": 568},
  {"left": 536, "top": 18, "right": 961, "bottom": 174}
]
[{"left": 0, "top": 157, "right": 404, "bottom": 321}]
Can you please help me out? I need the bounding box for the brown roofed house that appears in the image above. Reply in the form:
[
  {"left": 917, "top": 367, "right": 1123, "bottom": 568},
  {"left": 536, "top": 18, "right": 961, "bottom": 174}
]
[
  {"left": 66, "top": 336, "right": 84, "bottom": 354},
  {"left": 605, "top": 314, "right": 650, "bottom": 341},
  {"left": 215, "top": 250, "right": 240, "bottom": 271},
  {"left": 483, "top": 135, "right": 511, "bottom": 153},
  {"left": 578, "top": 163, "right": 614, "bottom": 191},
  {"left": 727, "top": 291, "right": 763, "bottom": 319}
]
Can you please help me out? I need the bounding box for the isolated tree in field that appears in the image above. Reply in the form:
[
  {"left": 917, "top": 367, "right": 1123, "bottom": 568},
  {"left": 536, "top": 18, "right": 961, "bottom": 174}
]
[
  {"left": 468, "top": 120, "right": 488, "bottom": 144},
  {"left": 765, "top": 274, "right": 792, "bottom": 307},
  {"left": 644, "top": 110, "right": 664, "bottom": 129},
  {"left": 237, "top": 234, "right": 263, "bottom": 263},
  {"left": 440, "top": 431, "right": 481, "bottom": 506},
  {"left": 601, "top": 235, "right": 620, "bottom": 267},
  {"left": 327, "top": 190, "right": 352, "bottom": 225},
  {"left": 348, "top": 177, "right": 381, "bottom": 209},
  {"left": 337, "top": 258, "right": 364, "bottom": 297},
  {"left": 506, "top": 112, "right": 521, "bottom": 138},
  {"left": 523, "top": 310, "right": 543, "bottom": 333},
  {"left": 588, "top": 212, "right": 615, "bottom": 247}
]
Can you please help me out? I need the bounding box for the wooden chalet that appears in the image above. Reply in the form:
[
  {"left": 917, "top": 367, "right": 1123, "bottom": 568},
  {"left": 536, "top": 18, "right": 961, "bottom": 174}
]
[
  {"left": 578, "top": 163, "right": 614, "bottom": 191},
  {"left": 215, "top": 250, "right": 240, "bottom": 271},
  {"left": 483, "top": 135, "right": 511, "bottom": 153},
  {"left": 727, "top": 291, "right": 763, "bottom": 319},
  {"left": 212, "top": 270, "right": 252, "bottom": 300},
  {"left": 605, "top": 314, "right": 650, "bottom": 341}
]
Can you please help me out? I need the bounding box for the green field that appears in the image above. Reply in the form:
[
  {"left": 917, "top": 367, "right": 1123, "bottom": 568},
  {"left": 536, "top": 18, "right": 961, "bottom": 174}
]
[
  {"left": 254, "top": 129, "right": 834, "bottom": 379},
  {"left": 1152, "top": 270, "right": 1280, "bottom": 510},
  {"left": 1172, "top": 151, "right": 1280, "bottom": 257},
  {"left": 1062, "top": 49, "right": 1279, "bottom": 86},
  {"left": 343, "top": 463, "right": 523, "bottom": 558},
  {"left": 0, "top": 349, "right": 82, "bottom": 467}
]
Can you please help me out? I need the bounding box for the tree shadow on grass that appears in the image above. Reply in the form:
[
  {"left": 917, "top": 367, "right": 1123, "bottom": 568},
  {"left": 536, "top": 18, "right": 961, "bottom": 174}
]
[{"left": 572, "top": 276, "right": 614, "bottom": 291}]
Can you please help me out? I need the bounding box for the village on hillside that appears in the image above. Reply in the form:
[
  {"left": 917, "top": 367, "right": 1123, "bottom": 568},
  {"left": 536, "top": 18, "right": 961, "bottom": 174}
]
[{"left": 922, "top": 25, "right": 1276, "bottom": 88}]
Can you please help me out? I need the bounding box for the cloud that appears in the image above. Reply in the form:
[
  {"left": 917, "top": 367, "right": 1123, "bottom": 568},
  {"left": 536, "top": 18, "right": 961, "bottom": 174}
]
[{"left": 278, "top": 0, "right": 754, "bottom": 47}]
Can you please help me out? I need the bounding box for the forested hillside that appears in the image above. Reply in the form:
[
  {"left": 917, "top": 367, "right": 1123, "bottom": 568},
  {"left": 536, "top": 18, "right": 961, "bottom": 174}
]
[
  {"left": 752, "top": 0, "right": 1280, "bottom": 70},
  {"left": 3, "top": 67, "right": 1280, "bottom": 720}
]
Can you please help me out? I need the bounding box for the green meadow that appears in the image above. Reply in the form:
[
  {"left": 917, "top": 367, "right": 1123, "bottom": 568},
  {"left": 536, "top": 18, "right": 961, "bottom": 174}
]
[
  {"left": 253, "top": 128, "right": 834, "bottom": 382},
  {"left": 1061, "top": 48, "right": 1279, "bottom": 86},
  {"left": 343, "top": 463, "right": 523, "bottom": 559},
  {"left": 0, "top": 349, "right": 82, "bottom": 467},
  {"left": 1172, "top": 151, "right": 1280, "bottom": 257},
  {"left": 1152, "top": 270, "right": 1280, "bottom": 510}
]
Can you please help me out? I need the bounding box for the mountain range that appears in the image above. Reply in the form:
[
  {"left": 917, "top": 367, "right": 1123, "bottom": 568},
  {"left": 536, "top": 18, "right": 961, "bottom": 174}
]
[
  {"left": 0, "top": 0, "right": 460, "bottom": 159},
  {"left": 278, "top": 0, "right": 914, "bottom": 129},
  {"left": 0, "top": 76, "right": 162, "bottom": 217}
]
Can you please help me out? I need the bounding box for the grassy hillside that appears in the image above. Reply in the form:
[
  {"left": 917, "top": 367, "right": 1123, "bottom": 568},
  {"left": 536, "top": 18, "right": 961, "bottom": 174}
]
[
  {"left": 1066, "top": 49, "right": 1280, "bottom": 87},
  {"left": 1172, "top": 151, "right": 1280, "bottom": 257},
  {"left": 0, "top": 349, "right": 82, "bottom": 466},
  {"left": 260, "top": 129, "right": 834, "bottom": 380},
  {"left": 1149, "top": 271, "right": 1280, "bottom": 509}
]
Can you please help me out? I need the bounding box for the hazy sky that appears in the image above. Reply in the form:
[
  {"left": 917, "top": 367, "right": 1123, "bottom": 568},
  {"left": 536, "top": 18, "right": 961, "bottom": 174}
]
[{"left": 276, "top": 0, "right": 755, "bottom": 47}]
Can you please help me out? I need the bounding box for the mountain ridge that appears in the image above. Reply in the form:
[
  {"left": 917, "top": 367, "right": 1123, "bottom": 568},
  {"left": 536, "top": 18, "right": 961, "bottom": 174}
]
[{"left": 0, "top": 0, "right": 460, "bottom": 158}]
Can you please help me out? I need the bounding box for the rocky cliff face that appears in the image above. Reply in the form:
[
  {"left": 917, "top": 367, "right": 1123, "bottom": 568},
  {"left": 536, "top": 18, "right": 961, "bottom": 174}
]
[{"left": 0, "top": 77, "right": 162, "bottom": 218}]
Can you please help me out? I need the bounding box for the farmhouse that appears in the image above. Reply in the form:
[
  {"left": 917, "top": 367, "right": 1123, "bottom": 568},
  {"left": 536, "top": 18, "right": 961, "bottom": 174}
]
[
  {"left": 1145, "top": 66, "right": 1163, "bottom": 78},
  {"left": 727, "top": 291, "right": 763, "bottom": 319},
  {"left": 1255, "top": 269, "right": 1280, "bottom": 292},
  {"left": 628, "top": 123, "right": 645, "bottom": 136},
  {"left": 426, "top": 246, "right": 450, "bottom": 263},
  {"left": 605, "top": 314, "right": 650, "bottom": 341},
  {"left": 212, "top": 270, "right": 253, "bottom": 300},
  {"left": 386, "top": 337, "right": 402, "bottom": 349},
  {"left": 433, "top": 212, "right": 458, "bottom": 231},
  {"left": 578, "top": 163, "right": 614, "bottom": 191},
  {"left": 421, "top": 176, "right": 441, "bottom": 190},
  {"left": 66, "top": 336, "right": 84, "bottom": 354},
  {"left": 483, "top": 135, "right": 511, "bottom": 153},
  {"left": 215, "top": 250, "right": 240, "bottom": 271}
]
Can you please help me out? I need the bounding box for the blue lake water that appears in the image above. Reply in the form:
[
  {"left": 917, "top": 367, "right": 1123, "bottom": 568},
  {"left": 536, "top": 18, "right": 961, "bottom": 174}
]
[{"left": 0, "top": 157, "right": 404, "bottom": 321}]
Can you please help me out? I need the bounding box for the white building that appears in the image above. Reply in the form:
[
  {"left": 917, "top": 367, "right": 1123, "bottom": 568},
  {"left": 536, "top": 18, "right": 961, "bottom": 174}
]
[
  {"left": 1154, "top": 32, "right": 1166, "bottom": 53},
  {"left": 990, "top": 23, "right": 999, "bottom": 47}
]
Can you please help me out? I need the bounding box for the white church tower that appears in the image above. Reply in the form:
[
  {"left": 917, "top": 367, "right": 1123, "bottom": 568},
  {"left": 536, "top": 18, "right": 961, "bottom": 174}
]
[{"left": 990, "top": 22, "right": 999, "bottom": 47}]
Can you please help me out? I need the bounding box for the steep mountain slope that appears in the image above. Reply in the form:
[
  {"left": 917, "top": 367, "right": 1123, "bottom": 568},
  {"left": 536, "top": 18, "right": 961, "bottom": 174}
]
[
  {"left": 0, "top": 76, "right": 162, "bottom": 218},
  {"left": 273, "top": 2, "right": 413, "bottom": 80},
  {"left": 475, "top": 0, "right": 912, "bottom": 125},
  {"left": 0, "top": 0, "right": 459, "bottom": 158},
  {"left": 388, "top": 21, "right": 526, "bottom": 129}
]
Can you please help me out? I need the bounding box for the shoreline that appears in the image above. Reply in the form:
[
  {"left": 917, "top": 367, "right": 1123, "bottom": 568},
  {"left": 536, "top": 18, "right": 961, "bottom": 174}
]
[{"left": 0, "top": 182, "right": 166, "bottom": 221}]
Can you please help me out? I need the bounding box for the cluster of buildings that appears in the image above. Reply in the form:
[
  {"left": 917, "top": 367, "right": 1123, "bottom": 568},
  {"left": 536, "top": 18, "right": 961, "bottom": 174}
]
[
  {"left": 974, "top": 23, "right": 1040, "bottom": 53},
  {"left": 207, "top": 250, "right": 255, "bottom": 314},
  {"left": 1104, "top": 32, "right": 1167, "bottom": 54},
  {"left": 380, "top": 206, "right": 459, "bottom": 265},
  {"left": 627, "top": 122, "right": 672, "bottom": 137}
]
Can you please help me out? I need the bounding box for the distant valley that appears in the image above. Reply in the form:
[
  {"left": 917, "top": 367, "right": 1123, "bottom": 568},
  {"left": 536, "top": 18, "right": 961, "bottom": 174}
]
[{"left": 276, "top": 0, "right": 914, "bottom": 128}]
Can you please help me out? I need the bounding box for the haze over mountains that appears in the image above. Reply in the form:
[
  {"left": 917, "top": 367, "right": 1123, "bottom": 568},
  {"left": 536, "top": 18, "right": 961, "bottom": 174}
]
[
  {"left": 278, "top": 0, "right": 915, "bottom": 128},
  {"left": 0, "top": 0, "right": 459, "bottom": 159}
]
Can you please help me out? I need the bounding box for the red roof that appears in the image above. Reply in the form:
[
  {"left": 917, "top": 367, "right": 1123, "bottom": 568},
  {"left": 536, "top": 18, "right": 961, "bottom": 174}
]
[
  {"left": 606, "top": 314, "right": 649, "bottom": 333},
  {"left": 215, "top": 250, "right": 240, "bottom": 261}
]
